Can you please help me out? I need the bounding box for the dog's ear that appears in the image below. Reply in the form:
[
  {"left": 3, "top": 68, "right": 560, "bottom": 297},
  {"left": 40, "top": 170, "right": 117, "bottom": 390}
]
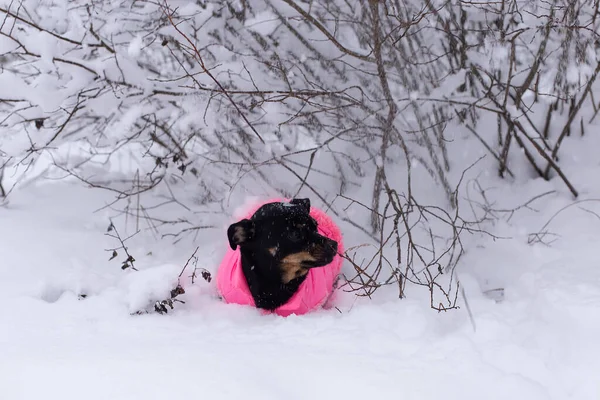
[
  {"left": 227, "top": 219, "right": 255, "bottom": 250},
  {"left": 290, "top": 198, "right": 311, "bottom": 213}
]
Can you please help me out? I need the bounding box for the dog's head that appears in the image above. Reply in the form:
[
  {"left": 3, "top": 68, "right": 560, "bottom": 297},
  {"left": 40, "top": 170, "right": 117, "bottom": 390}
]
[{"left": 227, "top": 198, "right": 338, "bottom": 284}]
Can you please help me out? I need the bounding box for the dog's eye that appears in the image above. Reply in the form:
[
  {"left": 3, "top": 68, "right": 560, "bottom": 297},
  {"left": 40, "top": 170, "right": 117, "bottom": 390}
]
[
  {"left": 289, "top": 230, "right": 304, "bottom": 242},
  {"left": 301, "top": 220, "right": 317, "bottom": 231}
]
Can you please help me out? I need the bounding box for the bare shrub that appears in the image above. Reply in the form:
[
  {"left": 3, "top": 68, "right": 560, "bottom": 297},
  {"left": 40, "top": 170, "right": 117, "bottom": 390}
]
[{"left": 1, "top": 0, "right": 596, "bottom": 308}]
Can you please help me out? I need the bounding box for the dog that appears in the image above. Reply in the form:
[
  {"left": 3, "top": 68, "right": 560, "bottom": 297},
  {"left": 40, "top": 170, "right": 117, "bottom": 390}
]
[{"left": 216, "top": 198, "right": 343, "bottom": 316}]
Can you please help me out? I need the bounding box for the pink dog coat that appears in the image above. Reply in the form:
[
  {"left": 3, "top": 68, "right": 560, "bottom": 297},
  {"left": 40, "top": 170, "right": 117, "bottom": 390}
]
[{"left": 216, "top": 199, "right": 344, "bottom": 317}]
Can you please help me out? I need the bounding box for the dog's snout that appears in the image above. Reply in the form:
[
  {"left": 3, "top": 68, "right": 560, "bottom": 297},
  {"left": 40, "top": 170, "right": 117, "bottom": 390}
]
[
  {"left": 328, "top": 240, "right": 338, "bottom": 252},
  {"left": 320, "top": 238, "right": 338, "bottom": 258}
]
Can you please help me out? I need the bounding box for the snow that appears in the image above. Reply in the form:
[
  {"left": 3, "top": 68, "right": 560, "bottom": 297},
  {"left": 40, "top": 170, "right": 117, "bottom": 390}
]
[
  {"left": 245, "top": 11, "right": 280, "bottom": 36},
  {"left": 127, "top": 35, "right": 144, "bottom": 58},
  {"left": 1, "top": 169, "right": 600, "bottom": 399}
]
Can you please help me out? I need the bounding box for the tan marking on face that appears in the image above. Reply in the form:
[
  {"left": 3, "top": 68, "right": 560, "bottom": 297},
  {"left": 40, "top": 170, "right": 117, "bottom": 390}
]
[
  {"left": 280, "top": 251, "right": 315, "bottom": 283},
  {"left": 267, "top": 247, "right": 278, "bottom": 256},
  {"left": 280, "top": 266, "right": 309, "bottom": 284},
  {"left": 307, "top": 242, "right": 337, "bottom": 260}
]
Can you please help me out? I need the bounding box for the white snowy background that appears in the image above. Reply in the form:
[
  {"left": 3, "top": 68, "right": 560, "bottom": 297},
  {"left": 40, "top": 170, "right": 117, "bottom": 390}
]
[{"left": 1, "top": 1, "right": 600, "bottom": 399}]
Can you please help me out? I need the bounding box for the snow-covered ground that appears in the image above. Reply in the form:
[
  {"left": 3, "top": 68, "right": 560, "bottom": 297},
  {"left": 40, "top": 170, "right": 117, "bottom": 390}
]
[{"left": 1, "top": 155, "right": 600, "bottom": 400}]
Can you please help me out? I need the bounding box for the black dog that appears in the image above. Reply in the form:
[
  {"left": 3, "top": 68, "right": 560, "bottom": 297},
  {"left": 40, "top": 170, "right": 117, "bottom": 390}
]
[{"left": 227, "top": 199, "right": 338, "bottom": 310}]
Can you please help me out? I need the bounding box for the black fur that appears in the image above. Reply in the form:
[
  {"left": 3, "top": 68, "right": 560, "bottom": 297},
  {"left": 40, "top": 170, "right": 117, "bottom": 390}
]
[{"left": 227, "top": 198, "right": 338, "bottom": 310}]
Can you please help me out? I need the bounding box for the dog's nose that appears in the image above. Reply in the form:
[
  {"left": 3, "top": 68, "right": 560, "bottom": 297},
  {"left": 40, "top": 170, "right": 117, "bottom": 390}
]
[{"left": 328, "top": 240, "right": 338, "bottom": 252}]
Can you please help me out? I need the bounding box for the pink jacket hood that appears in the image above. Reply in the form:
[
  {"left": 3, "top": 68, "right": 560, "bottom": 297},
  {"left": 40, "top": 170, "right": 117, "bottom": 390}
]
[{"left": 216, "top": 199, "right": 344, "bottom": 317}]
